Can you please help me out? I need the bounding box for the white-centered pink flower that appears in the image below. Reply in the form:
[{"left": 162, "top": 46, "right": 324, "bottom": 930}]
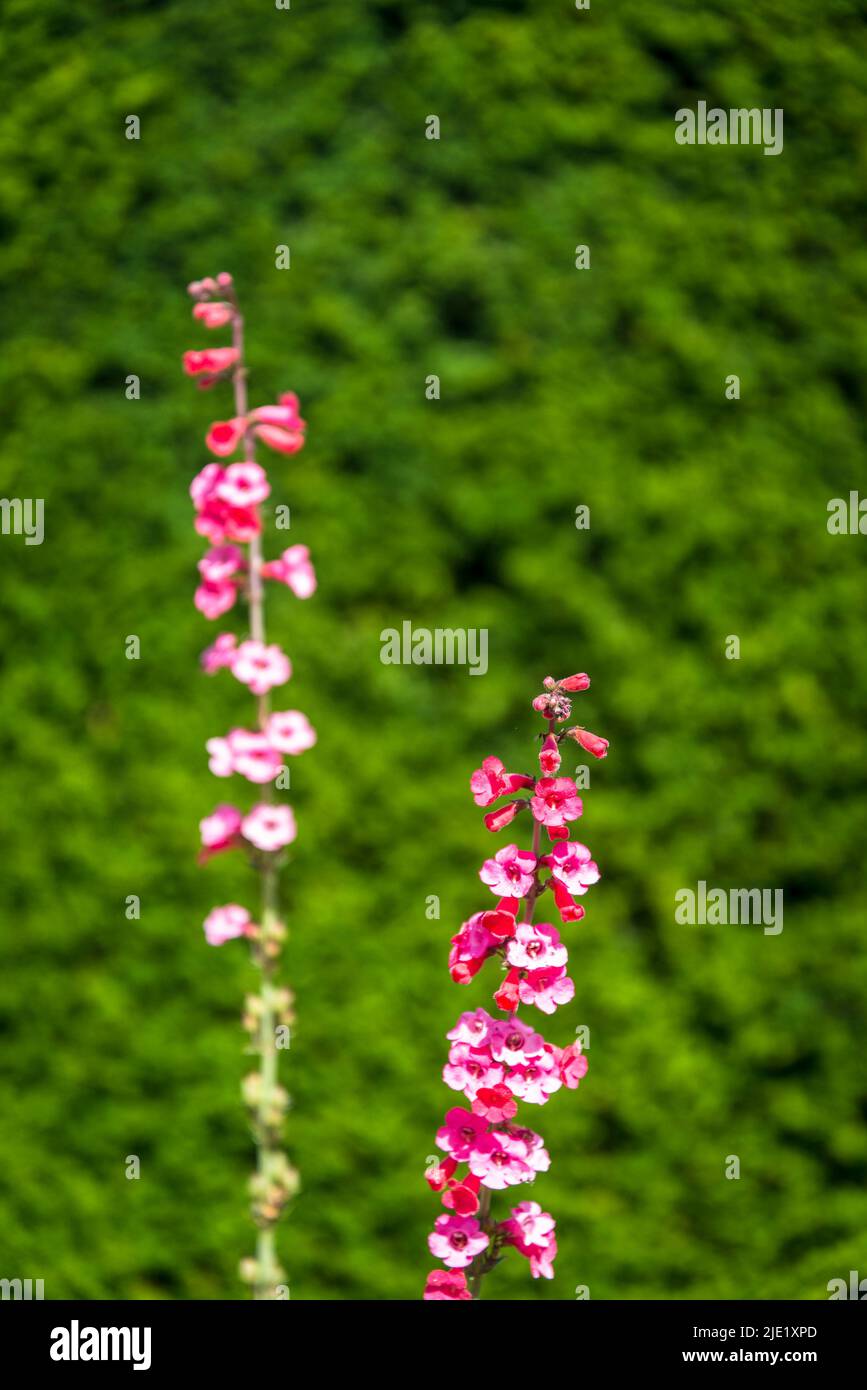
[
  {"left": 530, "top": 777, "right": 583, "bottom": 828},
  {"left": 506, "top": 922, "right": 568, "bottom": 971},
  {"left": 427, "top": 1214, "right": 489, "bottom": 1270},
  {"left": 215, "top": 462, "right": 270, "bottom": 508},
  {"left": 468, "top": 1132, "right": 534, "bottom": 1190},
  {"left": 266, "top": 710, "right": 316, "bottom": 755},
  {"left": 479, "top": 843, "right": 537, "bottom": 898},
  {"left": 199, "top": 803, "right": 243, "bottom": 853},
  {"left": 544, "top": 839, "right": 600, "bottom": 895},
  {"left": 229, "top": 730, "right": 283, "bottom": 783},
  {"left": 203, "top": 903, "right": 255, "bottom": 946},
  {"left": 518, "top": 965, "right": 575, "bottom": 1015},
  {"left": 241, "top": 803, "right": 297, "bottom": 853},
  {"left": 201, "top": 633, "right": 238, "bottom": 674},
  {"left": 231, "top": 640, "right": 291, "bottom": 695},
  {"left": 205, "top": 729, "right": 282, "bottom": 783},
  {"left": 194, "top": 578, "right": 237, "bottom": 620},
  {"left": 435, "top": 1107, "right": 489, "bottom": 1161},
  {"left": 198, "top": 545, "right": 244, "bottom": 584}
]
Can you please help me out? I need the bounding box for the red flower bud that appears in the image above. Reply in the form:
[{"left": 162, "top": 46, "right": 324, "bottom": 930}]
[{"left": 558, "top": 673, "right": 591, "bottom": 692}]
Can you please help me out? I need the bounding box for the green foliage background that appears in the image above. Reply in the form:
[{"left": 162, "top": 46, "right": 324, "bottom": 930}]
[{"left": 1, "top": 0, "right": 866, "bottom": 1300}]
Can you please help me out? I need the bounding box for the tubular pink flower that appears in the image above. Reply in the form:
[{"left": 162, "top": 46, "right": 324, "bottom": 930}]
[
  {"left": 228, "top": 730, "right": 283, "bottom": 784},
  {"left": 203, "top": 903, "right": 256, "bottom": 946},
  {"left": 428, "top": 1215, "right": 489, "bottom": 1270},
  {"left": 193, "top": 301, "right": 235, "bottom": 330},
  {"left": 567, "top": 726, "right": 609, "bottom": 759},
  {"left": 506, "top": 922, "right": 568, "bottom": 971},
  {"left": 231, "top": 640, "right": 291, "bottom": 695},
  {"left": 435, "top": 1107, "right": 490, "bottom": 1161},
  {"left": 479, "top": 844, "right": 537, "bottom": 898},
  {"left": 182, "top": 346, "right": 239, "bottom": 387},
  {"left": 241, "top": 803, "right": 297, "bottom": 854},
  {"left": 423, "top": 1270, "right": 473, "bottom": 1301},
  {"left": 206, "top": 416, "right": 247, "bottom": 457},
  {"left": 517, "top": 966, "right": 575, "bottom": 1016},
  {"left": 470, "top": 756, "right": 534, "bottom": 807},
  {"left": 539, "top": 733, "right": 561, "bottom": 774},
  {"left": 201, "top": 632, "right": 238, "bottom": 674},
  {"left": 198, "top": 545, "right": 245, "bottom": 583},
  {"left": 544, "top": 840, "right": 600, "bottom": 895},
  {"left": 199, "top": 803, "right": 243, "bottom": 858},
  {"left": 557, "top": 1042, "right": 589, "bottom": 1090},
  {"left": 195, "top": 577, "right": 237, "bottom": 620},
  {"left": 261, "top": 544, "right": 317, "bottom": 598},
  {"left": 266, "top": 710, "right": 316, "bottom": 755},
  {"left": 216, "top": 461, "right": 271, "bottom": 508},
  {"left": 530, "top": 777, "right": 583, "bottom": 828}
]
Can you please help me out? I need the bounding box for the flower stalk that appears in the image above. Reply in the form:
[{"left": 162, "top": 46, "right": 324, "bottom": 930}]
[
  {"left": 182, "top": 272, "right": 316, "bottom": 1298},
  {"left": 423, "top": 674, "right": 608, "bottom": 1301}
]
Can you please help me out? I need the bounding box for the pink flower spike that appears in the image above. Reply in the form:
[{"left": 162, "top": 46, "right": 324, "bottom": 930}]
[
  {"left": 266, "top": 710, "right": 316, "bottom": 755},
  {"left": 193, "top": 301, "right": 235, "bottom": 330},
  {"left": 539, "top": 733, "right": 561, "bottom": 775},
  {"left": 206, "top": 416, "right": 247, "bottom": 457},
  {"left": 479, "top": 844, "right": 537, "bottom": 898},
  {"left": 428, "top": 1214, "right": 489, "bottom": 1270},
  {"left": 201, "top": 632, "right": 238, "bottom": 674},
  {"left": 215, "top": 462, "right": 270, "bottom": 508},
  {"left": 423, "top": 1269, "right": 472, "bottom": 1301},
  {"left": 203, "top": 903, "right": 255, "bottom": 946},
  {"left": 261, "top": 544, "right": 317, "bottom": 598},
  {"left": 241, "top": 803, "right": 297, "bottom": 853},
  {"left": 231, "top": 640, "right": 291, "bottom": 695},
  {"left": 199, "top": 803, "right": 243, "bottom": 860}
]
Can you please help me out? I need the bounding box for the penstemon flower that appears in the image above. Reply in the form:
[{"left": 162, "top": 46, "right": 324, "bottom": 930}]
[
  {"left": 423, "top": 673, "right": 607, "bottom": 1301},
  {"left": 182, "top": 271, "right": 316, "bottom": 1299}
]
